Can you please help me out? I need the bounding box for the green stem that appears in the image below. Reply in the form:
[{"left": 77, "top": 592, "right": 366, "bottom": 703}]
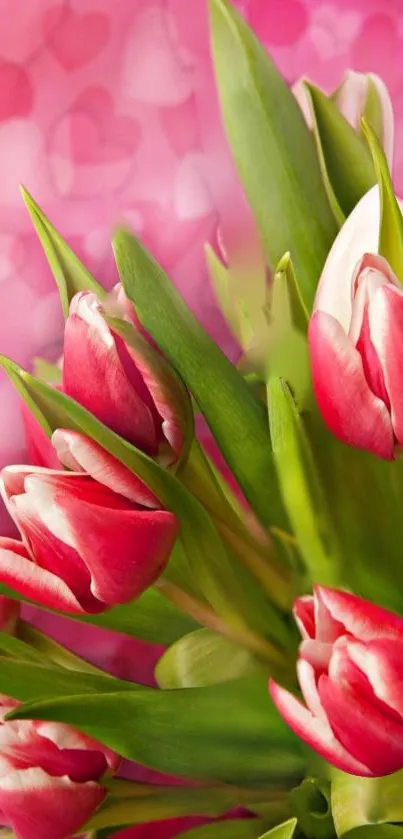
[
  {"left": 156, "top": 579, "right": 289, "bottom": 667},
  {"left": 179, "top": 440, "right": 295, "bottom": 609}
]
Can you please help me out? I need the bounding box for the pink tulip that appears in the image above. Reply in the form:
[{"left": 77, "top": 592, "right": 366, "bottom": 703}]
[
  {"left": 270, "top": 585, "right": 403, "bottom": 777},
  {"left": 63, "top": 288, "right": 189, "bottom": 464},
  {"left": 308, "top": 185, "right": 403, "bottom": 459},
  {"left": 0, "top": 695, "right": 118, "bottom": 839},
  {"left": 0, "top": 465, "right": 178, "bottom": 614},
  {"left": 293, "top": 70, "right": 394, "bottom": 168}
]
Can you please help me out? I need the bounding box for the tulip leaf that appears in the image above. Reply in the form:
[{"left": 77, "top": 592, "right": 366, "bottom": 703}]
[
  {"left": 85, "top": 784, "right": 265, "bottom": 832},
  {"left": 21, "top": 188, "right": 104, "bottom": 317},
  {"left": 180, "top": 821, "right": 266, "bottom": 839},
  {"left": 258, "top": 819, "right": 298, "bottom": 839},
  {"left": 0, "top": 356, "right": 288, "bottom": 653},
  {"left": 331, "top": 771, "right": 403, "bottom": 837},
  {"left": 361, "top": 119, "right": 403, "bottom": 281},
  {"left": 0, "top": 582, "right": 198, "bottom": 644},
  {"left": 303, "top": 83, "right": 375, "bottom": 224},
  {"left": 289, "top": 778, "right": 335, "bottom": 839},
  {"left": 205, "top": 244, "right": 242, "bottom": 344},
  {"left": 0, "top": 631, "right": 47, "bottom": 664},
  {"left": 267, "top": 377, "right": 342, "bottom": 586},
  {"left": 209, "top": 0, "right": 337, "bottom": 309},
  {"left": 0, "top": 658, "right": 135, "bottom": 701},
  {"left": 155, "top": 628, "right": 264, "bottom": 689},
  {"left": 9, "top": 675, "right": 304, "bottom": 787},
  {"left": 113, "top": 229, "right": 287, "bottom": 532}
]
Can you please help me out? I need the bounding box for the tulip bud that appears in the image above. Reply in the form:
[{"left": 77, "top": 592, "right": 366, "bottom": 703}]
[
  {"left": 0, "top": 465, "right": 178, "bottom": 614},
  {"left": 63, "top": 287, "right": 190, "bottom": 465},
  {"left": 0, "top": 695, "right": 118, "bottom": 839},
  {"left": 293, "top": 70, "right": 394, "bottom": 168},
  {"left": 270, "top": 586, "right": 403, "bottom": 777},
  {"left": 308, "top": 186, "right": 403, "bottom": 459}
]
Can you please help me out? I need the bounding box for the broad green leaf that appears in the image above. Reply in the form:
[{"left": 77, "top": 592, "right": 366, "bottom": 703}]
[
  {"left": 85, "top": 784, "right": 266, "bottom": 831},
  {"left": 0, "top": 659, "right": 135, "bottom": 701},
  {"left": 331, "top": 770, "right": 403, "bottom": 837},
  {"left": 10, "top": 675, "right": 305, "bottom": 787},
  {"left": 21, "top": 188, "right": 104, "bottom": 316},
  {"left": 209, "top": 0, "right": 337, "bottom": 309},
  {"left": 0, "top": 582, "right": 199, "bottom": 645},
  {"left": 155, "top": 628, "right": 264, "bottom": 688},
  {"left": 270, "top": 254, "right": 308, "bottom": 335},
  {"left": 205, "top": 244, "right": 242, "bottom": 344},
  {"left": 361, "top": 119, "right": 403, "bottom": 281},
  {"left": 180, "top": 821, "right": 266, "bottom": 839},
  {"left": 304, "top": 83, "right": 375, "bottom": 223},
  {"left": 113, "top": 229, "right": 287, "bottom": 531},
  {"left": 259, "top": 819, "right": 298, "bottom": 839},
  {"left": 0, "top": 357, "right": 289, "bottom": 656},
  {"left": 267, "top": 378, "right": 342, "bottom": 586}
]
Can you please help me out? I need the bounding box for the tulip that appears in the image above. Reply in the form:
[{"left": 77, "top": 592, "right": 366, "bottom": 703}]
[
  {"left": 270, "top": 585, "right": 403, "bottom": 777},
  {"left": 63, "top": 287, "right": 189, "bottom": 464},
  {"left": 308, "top": 185, "right": 403, "bottom": 459},
  {"left": 0, "top": 695, "right": 118, "bottom": 839},
  {"left": 0, "top": 466, "right": 178, "bottom": 614},
  {"left": 293, "top": 70, "right": 394, "bottom": 168}
]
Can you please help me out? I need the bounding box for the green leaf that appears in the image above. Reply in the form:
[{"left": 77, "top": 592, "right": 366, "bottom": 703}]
[
  {"left": 267, "top": 256, "right": 310, "bottom": 412},
  {"left": 258, "top": 819, "right": 298, "bottom": 839},
  {"left": 209, "top": 0, "right": 337, "bottom": 309},
  {"left": 85, "top": 784, "right": 266, "bottom": 831},
  {"left": 155, "top": 628, "right": 264, "bottom": 688},
  {"left": 0, "top": 631, "right": 47, "bottom": 664},
  {"left": 0, "top": 659, "right": 135, "bottom": 701},
  {"left": 10, "top": 675, "right": 304, "bottom": 787},
  {"left": 303, "top": 83, "right": 375, "bottom": 223},
  {"left": 267, "top": 378, "right": 342, "bottom": 586},
  {"left": 0, "top": 356, "right": 288, "bottom": 655},
  {"left": 331, "top": 770, "right": 403, "bottom": 837},
  {"left": 113, "top": 229, "right": 287, "bottom": 531},
  {"left": 180, "top": 821, "right": 266, "bottom": 839},
  {"left": 0, "top": 582, "right": 199, "bottom": 645},
  {"left": 21, "top": 188, "right": 104, "bottom": 317},
  {"left": 361, "top": 119, "right": 403, "bottom": 280},
  {"left": 16, "top": 621, "right": 110, "bottom": 677}
]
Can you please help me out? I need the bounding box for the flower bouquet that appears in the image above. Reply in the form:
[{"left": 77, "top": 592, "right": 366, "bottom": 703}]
[{"left": 1, "top": 1, "right": 403, "bottom": 838}]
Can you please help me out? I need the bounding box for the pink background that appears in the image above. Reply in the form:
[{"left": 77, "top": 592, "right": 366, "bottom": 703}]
[{"left": 2, "top": 0, "right": 403, "bottom": 479}]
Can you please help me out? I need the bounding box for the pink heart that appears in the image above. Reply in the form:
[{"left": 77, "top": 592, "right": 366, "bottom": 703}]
[
  {"left": 0, "top": 63, "right": 33, "bottom": 122},
  {"left": 68, "top": 88, "right": 141, "bottom": 165},
  {"left": 43, "top": 8, "right": 110, "bottom": 70}
]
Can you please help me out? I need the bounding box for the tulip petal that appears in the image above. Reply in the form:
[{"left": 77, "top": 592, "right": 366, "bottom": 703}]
[
  {"left": 0, "top": 767, "right": 105, "bottom": 839},
  {"left": 316, "top": 586, "right": 403, "bottom": 640},
  {"left": 293, "top": 595, "right": 315, "bottom": 639},
  {"left": 0, "top": 538, "right": 87, "bottom": 614},
  {"left": 319, "top": 674, "right": 403, "bottom": 774},
  {"left": 309, "top": 311, "right": 394, "bottom": 458},
  {"left": 269, "top": 679, "right": 371, "bottom": 775},
  {"left": 65, "top": 501, "right": 179, "bottom": 604},
  {"left": 314, "top": 186, "right": 381, "bottom": 330},
  {"left": 368, "top": 284, "right": 403, "bottom": 445},
  {"left": 52, "top": 430, "right": 159, "bottom": 508},
  {"left": 347, "top": 637, "right": 403, "bottom": 720},
  {"left": 36, "top": 722, "right": 119, "bottom": 773},
  {"left": 21, "top": 404, "right": 60, "bottom": 470},
  {"left": 297, "top": 659, "right": 328, "bottom": 722}
]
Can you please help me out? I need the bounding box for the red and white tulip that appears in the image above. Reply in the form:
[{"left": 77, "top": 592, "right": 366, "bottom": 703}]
[
  {"left": 0, "top": 466, "right": 178, "bottom": 614},
  {"left": 270, "top": 585, "right": 403, "bottom": 776},
  {"left": 0, "top": 696, "right": 118, "bottom": 839},
  {"left": 63, "top": 287, "right": 188, "bottom": 464},
  {"left": 309, "top": 185, "right": 403, "bottom": 459}
]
